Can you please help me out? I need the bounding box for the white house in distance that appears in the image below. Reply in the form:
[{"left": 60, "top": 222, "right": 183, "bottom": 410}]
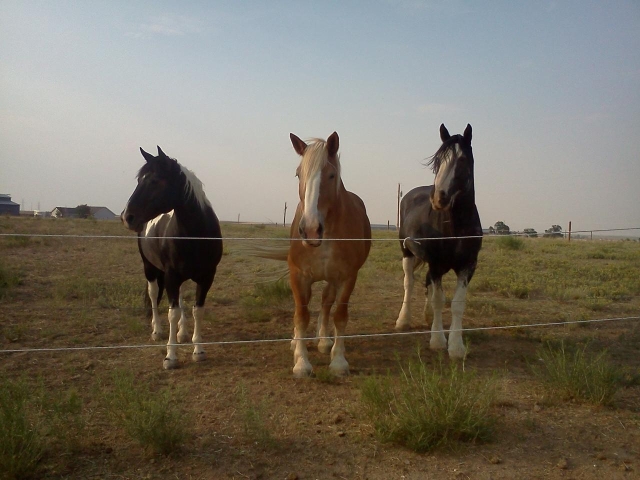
[{"left": 51, "top": 206, "right": 118, "bottom": 220}]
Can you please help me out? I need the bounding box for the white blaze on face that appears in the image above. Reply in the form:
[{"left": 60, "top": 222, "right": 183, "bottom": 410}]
[
  {"left": 303, "top": 169, "right": 322, "bottom": 231},
  {"left": 434, "top": 144, "right": 461, "bottom": 194}
]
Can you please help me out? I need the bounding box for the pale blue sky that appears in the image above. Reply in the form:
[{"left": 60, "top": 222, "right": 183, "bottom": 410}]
[{"left": 1, "top": 1, "right": 639, "bottom": 233}]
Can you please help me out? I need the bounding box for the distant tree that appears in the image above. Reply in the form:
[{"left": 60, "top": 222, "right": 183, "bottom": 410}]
[
  {"left": 76, "top": 204, "right": 91, "bottom": 219},
  {"left": 493, "top": 221, "right": 510, "bottom": 235},
  {"left": 523, "top": 228, "right": 538, "bottom": 238}
]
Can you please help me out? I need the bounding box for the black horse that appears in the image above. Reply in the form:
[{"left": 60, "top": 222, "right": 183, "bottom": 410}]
[
  {"left": 396, "top": 124, "right": 482, "bottom": 359},
  {"left": 121, "top": 146, "right": 223, "bottom": 369}
]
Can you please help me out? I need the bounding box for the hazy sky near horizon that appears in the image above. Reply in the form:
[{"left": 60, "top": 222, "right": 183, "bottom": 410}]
[{"left": 1, "top": 1, "right": 639, "bottom": 233}]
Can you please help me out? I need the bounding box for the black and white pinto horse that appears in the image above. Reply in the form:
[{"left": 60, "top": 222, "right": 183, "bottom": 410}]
[
  {"left": 121, "top": 146, "right": 223, "bottom": 369},
  {"left": 396, "top": 124, "right": 482, "bottom": 359}
]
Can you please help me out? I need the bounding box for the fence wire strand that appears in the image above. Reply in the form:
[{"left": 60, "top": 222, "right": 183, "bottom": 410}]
[{"left": 1, "top": 315, "right": 637, "bottom": 355}]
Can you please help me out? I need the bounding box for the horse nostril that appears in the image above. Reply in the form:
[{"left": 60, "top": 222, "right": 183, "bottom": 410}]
[
  {"left": 126, "top": 214, "right": 135, "bottom": 225},
  {"left": 317, "top": 224, "right": 324, "bottom": 237},
  {"left": 298, "top": 224, "right": 305, "bottom": 238}
]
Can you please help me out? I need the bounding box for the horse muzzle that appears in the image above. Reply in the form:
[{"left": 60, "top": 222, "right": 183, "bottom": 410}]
[
  {"left": 430, "top": 190, "right": 451, "bottom": 211},
  {"left": 121, "top": 209, "right": 144, "bottom": 233},
  {"left": 298, "top": 220, "right": 324, "bottom": 248}
]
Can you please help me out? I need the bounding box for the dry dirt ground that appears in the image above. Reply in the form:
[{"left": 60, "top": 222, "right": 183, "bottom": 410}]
[{"left": 1, "top": 219, "right": 639, "bottom": 479}]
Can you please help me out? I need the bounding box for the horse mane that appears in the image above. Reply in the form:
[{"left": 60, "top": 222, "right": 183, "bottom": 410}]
[
  {"left": 425, "top": 135, "right": 464, "bottom": 174},
  {"left": 137, "top": 156, "right": 211, "bottom": 211},
  {"left": 179, "top": 164, "right": 211, "bottom": 210},
  {"left": 299, "top": 138, "right": 341, "bottom": 193}
]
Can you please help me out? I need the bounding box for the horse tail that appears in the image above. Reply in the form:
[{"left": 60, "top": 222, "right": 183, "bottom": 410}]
[
  {"left": 235, "top": 242, "right": 290, "bottom": 281},
  {"left": 237, "top": 243, "right": 290, "bottom": 262}
]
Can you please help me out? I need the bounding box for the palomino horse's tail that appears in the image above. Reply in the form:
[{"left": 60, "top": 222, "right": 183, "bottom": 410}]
[
  {"left": 235, "top": 243, "right": 290, "bottom": 281},
  {"left": 240, "top": 243, "right": 290, "bottom": 262}
]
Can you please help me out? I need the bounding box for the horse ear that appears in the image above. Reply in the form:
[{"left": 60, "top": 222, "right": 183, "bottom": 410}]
[
  {"left": 326, "top": 131, "right": 339, "bottom": 157},
  {"left": 157, "top": 146, "right": 168, "bottom": 158},
  {"left": 290, "top": 133, "right": 307, "bottom": 156},
  {"left": 439, "top": 124, "right": 451, "bottom": 142},
  {"left": 463, "top": 124, "right": 472, "bottom": 143},
  {"left": 140, "top": 147, "right": 155, "bottom": 163}
]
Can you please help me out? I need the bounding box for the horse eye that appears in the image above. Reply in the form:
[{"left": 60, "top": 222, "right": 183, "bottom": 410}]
[{"left": 329, "top": 173, "right": 335, "bottom": 180}]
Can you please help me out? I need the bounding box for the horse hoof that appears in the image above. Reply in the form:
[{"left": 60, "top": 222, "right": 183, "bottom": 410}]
[
  {"left": 329, "top": 355, "right": 350, "bottom": 376},
  {"left": 395, "top": 321, "right": 411, "bottom": 332},
  {"left": 292, "top": 360, "right": 313, "bottom": 378},
  {"left": 429, "top": 335, "right": 447, "bottom": 351},
  {"left": 448, "top": 345, "right": 466, "bottom": 360},
  {"left": 163, "top": 358, "right": 180, "bottom": 370},
  {"left": 317, "top": 338, "right": 333, "bottom": 354},
  {"left": 192, "top": 352, "right": 206, "bottom": 362}
]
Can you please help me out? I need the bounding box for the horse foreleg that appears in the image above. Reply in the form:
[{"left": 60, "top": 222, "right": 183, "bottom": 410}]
[
  {"left": 329, "top": 278, "right": 356, "bottom": 376},
  {"left": 291, "top": 270, "right": 313, "bottom": 377},
  {"left": 429, "top": 279, "right": 447, "bottom": 351},
  {"left": 191, "top": 306, "right": 206, "bottom": 361},
  {"left": 317, "top": 283, "right": 336, "bottom": 354},
  {"left": 148, "top": 280, "right": 164, "bottom": 341},
  {"left": 448, "top": 276, "right": 468, "bottom": 359},
  {"left": 164, "top": 306, "right": 181, "bottom": 370},
  {"left": 395, "top": 256, "right": 415, "bottom": 331},
  {"left": 177, "top": 283, "right": 190, "bottom": 344}
]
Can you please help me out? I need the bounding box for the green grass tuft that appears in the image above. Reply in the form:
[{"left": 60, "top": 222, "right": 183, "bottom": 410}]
[
  {"left": 0, "top": 378, "right": 85, "bottom": 480},
  {"left": 103, "top": 370, "right": 189, "bottom": 455},
  {"left": 496, "top": 236, "right": 525, "bottom": 251},
  {"left": 531, "top": 341, "right": 622, "bottom": 406},
  {"left": 237, "top": 384, "right": 278, "bottom": 448},
  {"left": 0, "top": 262, "right": 22, "bottom": 299},
  {"left": 361, "top": 353, "right": 496, "bottom": 453}
]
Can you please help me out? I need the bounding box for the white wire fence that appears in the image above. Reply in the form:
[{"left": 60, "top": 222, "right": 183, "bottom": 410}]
[{"left": 1, "top": 225, "right": 638, "bottom": 357}]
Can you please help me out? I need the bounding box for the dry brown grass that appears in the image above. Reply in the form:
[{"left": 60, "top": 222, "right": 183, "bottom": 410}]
[{"left": 0, "top": 216, "right": 639, "bottom": 479}]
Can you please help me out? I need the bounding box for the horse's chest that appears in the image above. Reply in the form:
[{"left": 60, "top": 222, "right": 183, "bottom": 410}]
[{"left": 294, "top": 246, "right": 344, "bottom": 282}]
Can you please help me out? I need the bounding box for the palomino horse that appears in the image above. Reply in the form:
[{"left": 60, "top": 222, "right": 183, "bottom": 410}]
[
  {"left": 288, "top": 132, "right": 371, "bottom": 377},
  {"left": 121, "top": 146, "right": 223, "bottom": 369},
  {"left": 396, "top": 124, "right": 482, "bottom": 359}
]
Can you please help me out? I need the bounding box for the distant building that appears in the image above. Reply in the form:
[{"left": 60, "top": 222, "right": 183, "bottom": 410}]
[
  {"left": 51, "top": 206, "right": 118, "bottom": 220},
  {"left": 89, "top": 206, "right": 118, "bottom": 220},
  {"left": 0, "top": 194, "right": 20, "bottom": 216},
  {"left": 51, "top": 207, "right": 77, "bottom": 218}
]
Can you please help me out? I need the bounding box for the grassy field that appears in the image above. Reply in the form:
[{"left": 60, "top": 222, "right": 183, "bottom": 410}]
[{"left": 1, "top": 216, "right": 639, "bottom": 479}]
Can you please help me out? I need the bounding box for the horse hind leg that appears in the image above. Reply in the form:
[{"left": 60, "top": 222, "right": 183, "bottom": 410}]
[
  {"left": 317, "top": 283, "right": 336, "bottom": 354},
  {"left": 447, "top": 274, "right": 469, "bottom": 359},
  {"left": 190, "top": 281, "right": 212, "bottom": 363},
  {"left": 429, "top": 278, "right": 447, "bottom": 351},
  {"left": 177, "top": 283, "right": 190, "bottom": 344},
  {"left": 395, "top": 256, "right": 415, "bottom": 331}
]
